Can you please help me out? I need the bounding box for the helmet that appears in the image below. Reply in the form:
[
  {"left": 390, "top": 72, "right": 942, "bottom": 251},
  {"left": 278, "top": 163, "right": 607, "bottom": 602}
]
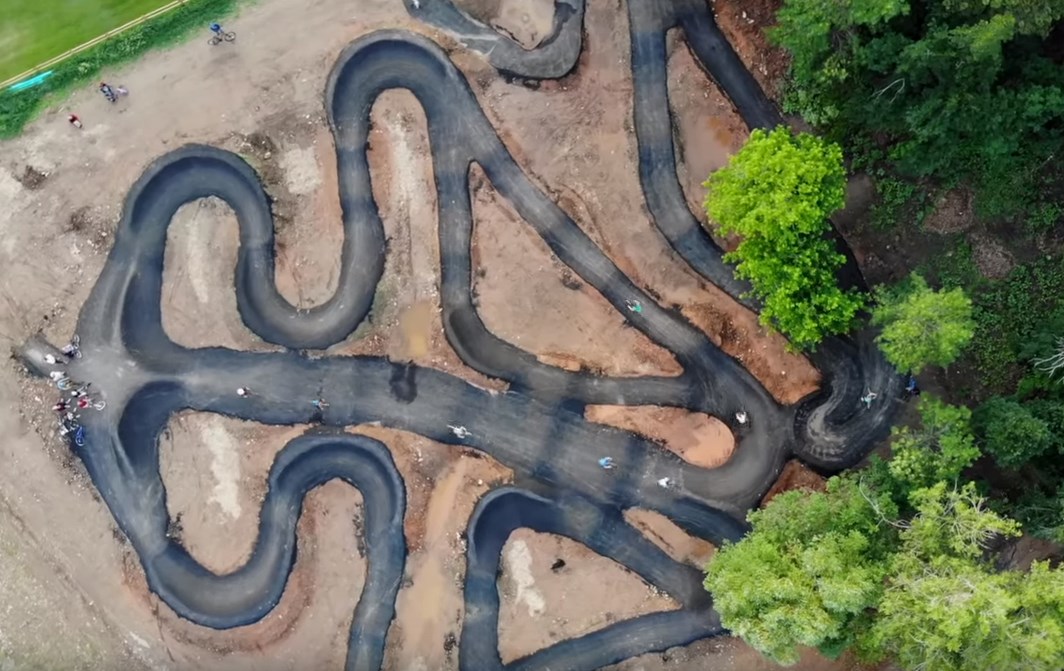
[{"left": 210, "top": 22, "right": 221, "bottom": 31}]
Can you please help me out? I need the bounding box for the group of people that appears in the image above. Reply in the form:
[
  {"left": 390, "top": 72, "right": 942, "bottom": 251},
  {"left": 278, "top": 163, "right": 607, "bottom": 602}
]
[
  {"left": 861, "top": 374, "right": 921, "bottom": 410},
  {"left": 44, "top": 336, "right": 105, "bottom": 444},
  {"left": 67, "top": 82, "right": 128, "bottom": 129},
  {"left": 97, "top": 82, "right": 128, "bottom": 103},
  {"left": 68, "top": 23, "right": 231, "bottom": 130}
]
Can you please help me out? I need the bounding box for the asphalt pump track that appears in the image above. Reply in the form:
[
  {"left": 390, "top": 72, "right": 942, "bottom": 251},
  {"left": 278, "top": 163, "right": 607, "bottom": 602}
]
[{"left": 20, "top": 1, "right": 902, "bottom": 669}]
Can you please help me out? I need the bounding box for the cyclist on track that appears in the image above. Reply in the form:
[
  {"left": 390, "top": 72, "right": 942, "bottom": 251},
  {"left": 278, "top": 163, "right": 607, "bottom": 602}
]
[{"left": 210, "top": 22, "right": 225, "bottom": 36}]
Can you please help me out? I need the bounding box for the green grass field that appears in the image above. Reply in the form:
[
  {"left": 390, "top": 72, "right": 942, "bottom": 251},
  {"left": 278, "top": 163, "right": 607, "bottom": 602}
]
[{"left": 0, "top": 0, "right": 173, "bottom": 82}]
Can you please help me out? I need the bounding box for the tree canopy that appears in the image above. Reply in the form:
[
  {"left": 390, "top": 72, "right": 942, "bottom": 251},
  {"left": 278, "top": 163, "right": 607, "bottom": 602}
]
[
  {"left": 706, "top": 474, "right": 1064, "bottom": 670},
  {"left": 864, "top": 484, "right": 1064, "bottom": 671},
  {"left": 871, "top": 273, "right": 975, "bottom": 374},
  {"left": 703, "top": 475, "right": 896, "bottom": 665},
  {"left": 702, "top": 127, "right": 864, "bottom": 350},
  {"left": 771, "top": 0, "right": 1064, "bottom": 218},
  {"left": 973, "top": 396, "right": 1055, "bottom": 468},
  {"left": 886, "top": 395, "right": 980, "bottom": 494}
]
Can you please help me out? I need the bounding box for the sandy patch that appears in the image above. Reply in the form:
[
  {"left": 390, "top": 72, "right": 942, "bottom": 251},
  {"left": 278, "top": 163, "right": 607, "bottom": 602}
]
[
  {"left": 624, "top": 508, "right": 716, "bottom": 570},
  {"left": 279, "top": 145, "right": 322, "bottom": 196},
  {"left": 586, "top": 405, "right": 735, "bottom": 468},
  {"left": 761, "top": 459, "right": 827, "bottom": 505},
  {"left": 161, "top": 197, "right": 279, "bottom": 351},
  {"left": 498, "top": 529, "right": 677, "bottom": 663},
  {"left": 471, "top": 166, "right": 683, "bottom": 378}
]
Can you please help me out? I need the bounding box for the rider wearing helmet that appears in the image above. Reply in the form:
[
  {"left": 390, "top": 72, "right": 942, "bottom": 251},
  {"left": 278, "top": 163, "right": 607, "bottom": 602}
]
[{"left": 210, "top": 22, "right": 223, "bottom": 35}]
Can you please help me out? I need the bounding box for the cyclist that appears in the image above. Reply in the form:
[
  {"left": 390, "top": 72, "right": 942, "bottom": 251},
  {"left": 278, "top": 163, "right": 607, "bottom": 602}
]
[
  {"left": 905, "top": 374, "right": 921, "bottom": 398},
  {"left": 210, "top": 22, "right": 225, "bottom": 36},
  {"left": 99, "top": 82, "right": 116, "bottom": 103},
  {"left": 860, "top": 390, "right": 878, "bottom": 409}
]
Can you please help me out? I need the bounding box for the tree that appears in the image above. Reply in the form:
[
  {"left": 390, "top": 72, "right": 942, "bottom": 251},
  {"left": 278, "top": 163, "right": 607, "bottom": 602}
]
[
  {"left": 705, "top": 474, "right": 1064, "bottom": 670},
  {"left": 703, "top": 127, "right": 864, "bottom": 350},
  {"left": 704, "top": 475, "right": 897, "bottom": 665},
  {"left": 770, "top": 0, "right": 1064, "bottom": 218},
  {"left": 871, "top": 273, "right": 975, "bottom": 374},
  {"left": 1012, "top": 484, "right": 1064, "bottom": 545},
  {"left": 973, "top": 396, "right": 1054, "bottom": 468},
  {"left": 887, "top": 395, "right": 980, "bottom": 495},
  {"left": 1033, "top": 336, "right": 1064, "bottom": 382},
  {"left": 861, "top": 483, "right": 1064, "bottom": 671}
]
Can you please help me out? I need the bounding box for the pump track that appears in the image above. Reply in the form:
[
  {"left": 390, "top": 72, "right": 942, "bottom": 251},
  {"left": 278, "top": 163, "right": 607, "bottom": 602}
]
[{"left": 20, "top": 0, "right": 902, "bottom": 669}]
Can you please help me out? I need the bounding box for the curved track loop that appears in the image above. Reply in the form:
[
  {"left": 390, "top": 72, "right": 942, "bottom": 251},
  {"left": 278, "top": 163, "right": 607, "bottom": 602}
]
[
  {"left": 462, "top": 489, "right": 720, "bottom": 671},
  {"left": 18, "top": 1, "right": 902, "bottom": 669}
]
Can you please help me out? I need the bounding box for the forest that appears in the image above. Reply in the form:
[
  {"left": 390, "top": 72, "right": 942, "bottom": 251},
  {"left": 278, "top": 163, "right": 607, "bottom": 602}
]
[{"left": 701, "top": 2, "right": 1064, "bottom": 669}]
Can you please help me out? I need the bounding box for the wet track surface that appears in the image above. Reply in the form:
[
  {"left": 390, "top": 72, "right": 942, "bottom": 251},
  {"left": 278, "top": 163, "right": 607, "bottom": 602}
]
[{"left": 21, "top": 1, "right": 902, "bottom": 669}]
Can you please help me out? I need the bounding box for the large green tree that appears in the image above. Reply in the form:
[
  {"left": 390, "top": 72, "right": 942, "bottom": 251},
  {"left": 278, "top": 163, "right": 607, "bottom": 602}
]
[
  {"left": 871, "top": 273, "right": 975, "bottom": 374},
  {"left": 706, "top": 476, "right": 1064, "bottom": 670},
  {"left": 704, "top": 475, "right": 897, "bottom": 665},
  {"left": 703, "top": 127, "right": 864, "bottom": 350},
  {"left": 771, "top": 0, "right": 1064, "bottom": 218},
  {"left": 862, "top": 483, "right": 1064, "bottom": 671},
  {"left": 887, "top": 395, "right": 980, "bottom": 495},
  {"left": 973, "top": 396, "right": 1054, "bottom": 468}
]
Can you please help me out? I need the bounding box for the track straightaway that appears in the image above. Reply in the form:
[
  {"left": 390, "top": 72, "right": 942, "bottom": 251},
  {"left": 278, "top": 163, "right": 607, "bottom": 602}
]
[{"left": 19, "top": 1, "right": 902, "bottom": 669}]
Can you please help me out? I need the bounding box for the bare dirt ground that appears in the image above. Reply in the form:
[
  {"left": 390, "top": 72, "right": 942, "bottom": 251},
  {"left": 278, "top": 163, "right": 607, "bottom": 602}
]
[
  {"left": 0, "top": 0, "right": 846, "bottom": 668},
  {"left": 710, "top": 0, "right": 790, "bottom": 100},
  {"left": 586, "top": 405, "right": 735, "bottom": 468},
  {"left": 498, "top": 529, "right": 678, "bottom": 663},
  {"left": 762, "top": 459, "right": 828, "bottom": 505}
]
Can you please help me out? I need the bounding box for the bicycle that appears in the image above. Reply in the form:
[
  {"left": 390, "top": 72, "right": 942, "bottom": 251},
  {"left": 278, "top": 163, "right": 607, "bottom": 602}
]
[
  {"left": 78, "top": 398, "right": 106, "bottom": 411},
  {"left": 61, "top": 334, "right": 81, "bottom": 359},
  {"left": 208, "top": 31, "right": 236, "bottom": 46}
]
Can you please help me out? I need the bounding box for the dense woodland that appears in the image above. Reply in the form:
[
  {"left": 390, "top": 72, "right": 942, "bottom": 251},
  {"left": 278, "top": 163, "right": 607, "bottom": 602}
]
[{"left": 701, "top": 1, "right": 1064, "bottom": 669}]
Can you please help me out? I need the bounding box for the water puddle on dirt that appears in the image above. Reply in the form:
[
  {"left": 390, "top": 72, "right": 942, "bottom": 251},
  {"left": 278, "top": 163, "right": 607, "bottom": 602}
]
[{"left": 398, "top": 301, "right": 433, "bottom": 360}]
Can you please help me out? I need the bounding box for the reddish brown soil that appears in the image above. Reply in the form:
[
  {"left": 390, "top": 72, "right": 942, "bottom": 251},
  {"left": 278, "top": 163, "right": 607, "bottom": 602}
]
[
  {"left": 762, "top": 459, "right": 828, "bottom": 505},
  {"left": 585, "top": 405, "right": 735, "bottom": 468},
  {"left": 711, "top": 0, "right": 791, "bottom": 100}
]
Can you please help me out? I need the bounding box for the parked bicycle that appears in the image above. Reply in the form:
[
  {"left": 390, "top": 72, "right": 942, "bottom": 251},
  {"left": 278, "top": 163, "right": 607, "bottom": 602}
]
[{"left": 62, "top": 334, "right": 81, "bottom": 359}]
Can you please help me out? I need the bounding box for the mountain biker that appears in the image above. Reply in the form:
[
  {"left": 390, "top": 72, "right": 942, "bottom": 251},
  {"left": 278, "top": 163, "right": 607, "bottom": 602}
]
[
  {"left": 99, "top": 82, "right": 116, "bottom": 103},
  {"left": 210, "top": 22, "right": 227, "bottom": 37}
]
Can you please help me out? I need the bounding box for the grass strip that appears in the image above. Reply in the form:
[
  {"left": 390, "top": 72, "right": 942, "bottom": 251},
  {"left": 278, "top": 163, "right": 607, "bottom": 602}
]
[{"left": 0, "top": 0, "right": 240, "bottom": 139}]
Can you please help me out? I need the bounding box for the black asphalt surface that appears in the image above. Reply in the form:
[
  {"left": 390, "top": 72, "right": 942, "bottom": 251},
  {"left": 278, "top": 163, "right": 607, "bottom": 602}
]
[{"left": 19, "top": 1, "right": 901, "bottom": 669}]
